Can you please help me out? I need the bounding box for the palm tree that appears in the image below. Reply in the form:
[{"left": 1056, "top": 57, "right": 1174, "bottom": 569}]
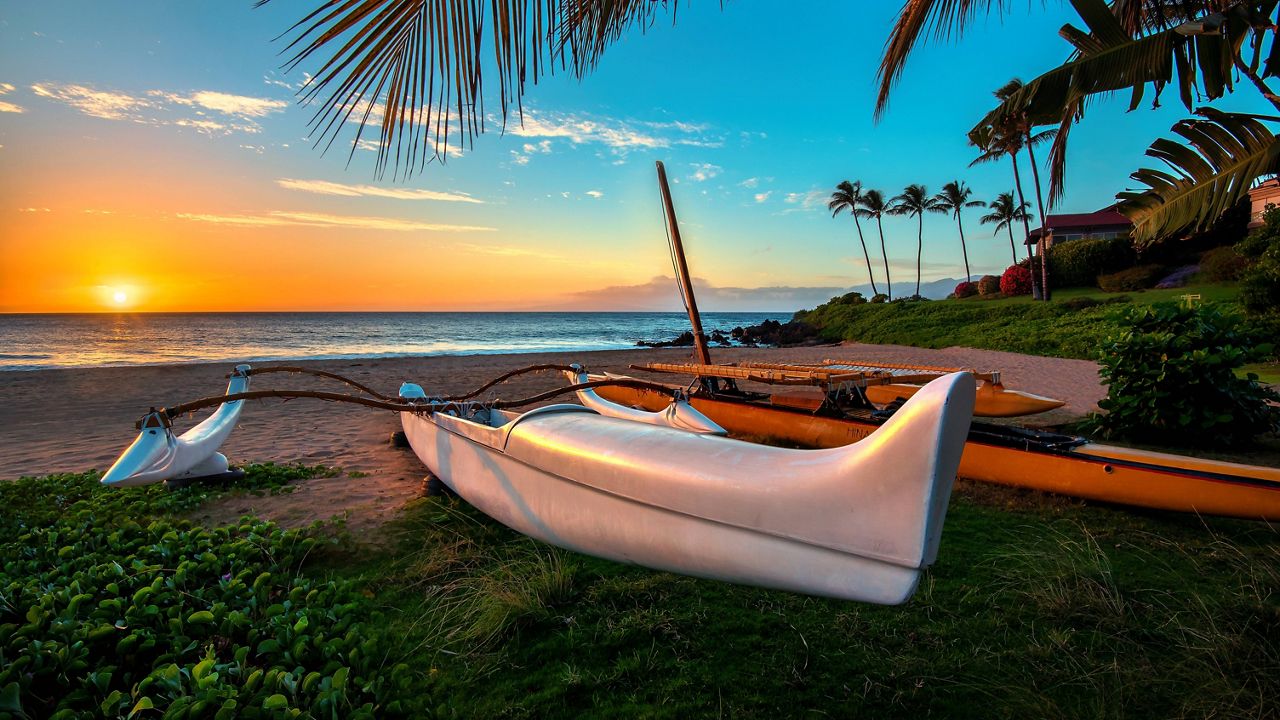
[
  {"left": 888, "top": 184, "right": 944, "bottom": 298},
  {"left": 980, "top": 192, "right": 1030, "bottom": 265},
  {"left": 971, "top": 123, "right": 1054, "bottom": 298},
  {"left": 855, "top": 189, "right": 893, "bottom": 300},
  {"left": 275, "top": 1, "right": 1280, "bottom": 244},
  {"left": 827, "top": 180, "right": 880, "bottom": 298},
  {"left": 995, "top": 78, "right": 1053, "bottom": 299},
  {"left": 932, "top": 181, "right": 985, "bottom": 283}
]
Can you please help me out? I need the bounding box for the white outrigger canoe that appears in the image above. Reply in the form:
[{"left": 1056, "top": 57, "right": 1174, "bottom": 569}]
[
  {"left": 101, "top": 364, "right": 251, "bottom": 487},
  {"left": 398, "top": 371, "right": 975, "bottom": 604}
]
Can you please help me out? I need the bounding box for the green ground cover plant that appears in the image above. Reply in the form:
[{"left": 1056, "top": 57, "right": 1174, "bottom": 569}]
[
  {"left": 0, "top": 465, "right": 422, "bottom": 719},
  {"left": 795, "top": 283, "right": 1244, "bottom": 360},
  {"left": 1085, "top": 303, "right": 1280, "bottom": 447}
]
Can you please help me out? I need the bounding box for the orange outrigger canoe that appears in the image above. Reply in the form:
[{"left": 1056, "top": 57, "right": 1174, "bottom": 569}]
[{"left": 592, "top": 380, "right": 1280, "bottom": 522}]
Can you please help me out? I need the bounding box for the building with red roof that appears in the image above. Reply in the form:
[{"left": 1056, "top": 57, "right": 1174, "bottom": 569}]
[{"left": 1026, "top": 206, "right": 1133, "bottom": 249}]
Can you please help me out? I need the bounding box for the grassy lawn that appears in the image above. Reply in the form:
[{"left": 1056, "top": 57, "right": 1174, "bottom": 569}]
[
  {"left": 1243, "top": 361, "right": 1280, "bottom": 385},
  {"left": 796, "top": 283, "right": 1252, "bottom": 360},
  {"left": 7, "top": 467, "right": 1276, "bottom": 718}
]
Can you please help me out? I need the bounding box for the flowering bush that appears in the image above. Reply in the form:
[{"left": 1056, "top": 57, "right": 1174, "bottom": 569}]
[
  {"left": 976, "top": 275, "right": 1001, "bottom": 296},
  {"left": 1000, "top": 265, "right": 1033, "bottom": 296},
  {"left": 953, "top": 281, "right": 977, "bottom": 299}
]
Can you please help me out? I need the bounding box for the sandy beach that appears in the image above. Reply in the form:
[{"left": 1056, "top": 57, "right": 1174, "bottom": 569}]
[{"left": 0, "top": 342, "right": 1104, "bottom": 530}]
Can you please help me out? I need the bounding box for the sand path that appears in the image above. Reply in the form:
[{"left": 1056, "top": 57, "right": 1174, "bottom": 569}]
[{"left": 0, "top": 343, "right": 1103, "bottom": 531}]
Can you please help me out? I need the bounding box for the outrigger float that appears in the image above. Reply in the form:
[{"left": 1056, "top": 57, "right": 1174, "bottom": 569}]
[{"left": 101, "top": 361, "right": 976, "bottom": 604}]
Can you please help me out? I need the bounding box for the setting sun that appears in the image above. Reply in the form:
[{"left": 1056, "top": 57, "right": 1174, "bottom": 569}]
[{"left": 112, "top": 290, "right": 127, "bottom": 305}]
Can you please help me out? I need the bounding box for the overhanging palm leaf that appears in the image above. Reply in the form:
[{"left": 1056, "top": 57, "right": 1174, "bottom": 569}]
[
  {"left": 1118, "top": 108, "right": 1280, "bottom": 243},
  {"left": 260, "top": 0, "right": 671, "bottom": 176}
]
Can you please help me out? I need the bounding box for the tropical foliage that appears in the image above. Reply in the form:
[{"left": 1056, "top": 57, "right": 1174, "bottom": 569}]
[
  {"left": 1000, "top": 264, "right": 1033, "bottom": 296},
  {"left": 1046, "top": 235, "right": 1136, "bottom": 288},
  {"left": 1238, "top": 204, "right": 1280, "bottom": 314},
  {"left": 1085, "top": 302, "right": 1279, "bottom": 447},
  {"left": 889, "top": 184, "right": 944, "bottom": 297},
  {"left": 0, "top": 465, "right": 423, "bottom": 718},
  {"left": 829, "top": 180, "right": 881, "bottom": 297},
  {"left": 855, "top": 189, "right": 896, "bottom": 300},
  {"left": 933, "top": 180, "right": 985, "bottom": 282},
  {"left": 980, "top": 191, "right": 1031, "bottom": 264}
]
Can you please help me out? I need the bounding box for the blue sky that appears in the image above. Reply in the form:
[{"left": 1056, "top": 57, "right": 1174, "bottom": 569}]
[{"left": 0, "top": 1, "right": 1270, "bottom": 311}]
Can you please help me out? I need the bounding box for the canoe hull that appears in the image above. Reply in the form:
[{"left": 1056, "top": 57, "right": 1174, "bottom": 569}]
[
  {"left": 865, "top": 382, "right": 1066, "bottom": 418},
  {"left": 592, "top": 382, "right": 1280, "bottom": 521},
  {"left": 400, "top": 372, "right": 975, "bottom": 604}
]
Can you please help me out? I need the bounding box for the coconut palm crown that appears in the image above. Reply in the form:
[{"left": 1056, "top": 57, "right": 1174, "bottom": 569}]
[
  {"left": 933, "top": 181, "right": 985, "bottom": 283},
  {"left": 980, "top": 191, "right": 1031, "bottom": 265},
  {"left": 855, "top": 189, "right": 894, "bottom": 300},
  {"left": 889, "top": 184, "right": 945, "bottom": 298},
  {"left": 828, "top": 180, "right": 881, "bottom": 298}
]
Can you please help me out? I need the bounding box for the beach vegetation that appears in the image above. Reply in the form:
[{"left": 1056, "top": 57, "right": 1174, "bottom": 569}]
[
  {"left": 953, "top": 281, "right": 977, "bottom": 299},
  {"left": 979, "top": 191, "right": 1031, "bottom": 266},
  {"left": 933, "top": 181, "right": 986, "bottom": 283},
  {"left": 1085, "top": 302, "right": 1280, "bottom": 447},
  {"left": 1200, "top": 245, "right": 1250, "bottom": 282},
  {"left": 0, "top": 466, "right": 424, "bottom": 718},
  {"left": 828, "top": 180, "right": 881, "bottom": 298},
  {"left": 1238, "top": 205, "right": 1280, "bottom": 316},
  {"left": 999, "top": 264, "right": 1033, "bottom": 296},
  {"left": 1046, "top": 235, "right": 1137, "bottom": 289},
  {"left": 975, "top": 274, "right": 1002, "bottom": 296},
  {"left": 856, "top": 189, "right": 896, "bottom": 301},
  {"left": 1097, "top": 264, "right": 1167, "bottom": 293},
  {"left": 889, "top": 184, "right": 945, "bottom": 298}
]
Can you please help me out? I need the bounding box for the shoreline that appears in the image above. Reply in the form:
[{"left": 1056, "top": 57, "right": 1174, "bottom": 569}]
[{"left": 0, "top": 342, "right": 1105, "bottom": 530}]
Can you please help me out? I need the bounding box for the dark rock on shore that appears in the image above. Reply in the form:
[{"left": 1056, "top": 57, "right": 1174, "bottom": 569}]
[
  {"left": 737, "top": 319, "right": 824, "bottom": 347},
  {"left": 636, "top": 330, "right": 696, "bottom": 348}
]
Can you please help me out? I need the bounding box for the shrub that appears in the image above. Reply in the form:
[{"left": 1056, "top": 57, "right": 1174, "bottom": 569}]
[
  {"left": 1047, "top": 235, "right": 1136, "bottom": 288},
  {"left": 1097, "top": 264, "right": 1166, "bottom": 292},
  {"left": 1200, "top": 246, "right": 1249, "bottom": 281},
  {"left": 0, "top": 467, "right": 421, "bottom": 718},
  {"left": 829, "top": 291, "right": 867, "bottom": 306},
  {"left": 870, "top": 293, "right": 888, "bottom": 303},
  {"left": 1085, "top": 303, "right": 1279, "bottom": 447},
  {"left": 976, "top": 275, "right": 1001, "bottom": 296},
  {"left": 1237, "top": 205, "right": 1280, "bottom": 316},
  {"left": 954, "top": 281, "right": 977, "bottom": 299},
  {"left": 1000, "top": 265, "right": 1033, "bottom": 296}
]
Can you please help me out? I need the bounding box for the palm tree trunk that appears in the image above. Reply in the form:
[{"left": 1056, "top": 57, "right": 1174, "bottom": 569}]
[
  {"left": 915, "top": 214, "right": 923, "bottom": 297},
  {"left": 852, "top": 213, "right": 879, "bottom": 297},
  {"left": 1010, "top": 150, "right": 1040, "bottom": 299},
  {"left": 877, "top": 216, "right": 892, "bottom": 300},
  {"left": 1024, "top": 127, "right": 1051, "bottom": 301},
  {"left": 1006, "top": 223, "right": 1018, "bottom": 264},
  {"left": 956, "top": 215, "right": 971, "bottom": 282}
]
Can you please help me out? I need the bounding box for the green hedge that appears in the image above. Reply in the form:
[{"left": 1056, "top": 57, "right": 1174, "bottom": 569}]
[{"left": 1046, "top": 236, "right": 1135, "bottom": 288}]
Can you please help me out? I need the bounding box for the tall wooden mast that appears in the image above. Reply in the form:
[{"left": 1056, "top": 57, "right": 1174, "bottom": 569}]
[{"left": 655, "top": 160, "right": 712, "bottom": 366}]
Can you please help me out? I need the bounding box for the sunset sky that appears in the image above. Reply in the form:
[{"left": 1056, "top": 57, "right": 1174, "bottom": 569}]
[{"left": 1, "top": 2, "right": 1269, "bottom": 312}]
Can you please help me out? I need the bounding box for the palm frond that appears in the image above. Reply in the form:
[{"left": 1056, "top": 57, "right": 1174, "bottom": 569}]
[
  {"left": 875, "top": 0, "right": 1017, "bottom": 119},
  {"left": 1118, "top": 108, "right": 1280, "bottom": 243},
  {"left": 260, "top": 0, "right": 672, "bottom": 177}
]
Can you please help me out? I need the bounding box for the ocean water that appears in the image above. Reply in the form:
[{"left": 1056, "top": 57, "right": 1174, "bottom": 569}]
[{"left": 0, "top": 312, "right": 791, "bottom": 371}]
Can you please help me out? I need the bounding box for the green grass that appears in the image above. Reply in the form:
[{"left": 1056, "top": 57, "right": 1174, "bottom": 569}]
[
  {"left": 1242, "top": 361, "right": 1280, "bottom": 385},
  {"left": 356, "top": 487, "right": 1279, "bottom": 719},
  {"left": 797, "top": 283, "right": 1247, "bottom": 360},
  {"left": 5, "top": 466, "right": 1279, "bottom": 718}
]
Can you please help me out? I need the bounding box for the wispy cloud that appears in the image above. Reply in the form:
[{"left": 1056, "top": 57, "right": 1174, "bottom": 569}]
[
  {"left": 754, "top": 191, "right": 772, "bottom": 203},
  {"left": 586, "top": 190, "right": 604, "bottom": 199},
  {"left": 275, "top": 178, "right": 483, "bottom": 204},
  {"left": 31, "top": 82, "right": 286, "bottom": 134},
  {"left": 508, "top": 109, "right": 722, "bottom": 154},
  {"left": 689, "top": 163, "right": 721, "bottom": 182},
  {"left": 150, "top": 90, "right": 287, "bottom": 118},
  {"left": 782, "top": 188, "right": 829, "bottom": 213},
  {"left": 178, "top": 210, "right": 495, "bottom": 233},
  {"left": 740, "top": 177, "right": 759, "bottom": 189},
  {"left": 0, "top": 83, "right": 24, "bottom": 113}
]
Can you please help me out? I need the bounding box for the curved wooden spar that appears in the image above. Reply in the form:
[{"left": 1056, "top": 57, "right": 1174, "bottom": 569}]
[
  {"left": 563, "top": 365, "right": 726, "bottom": 434},
  {"left": 400, "top": 372, "right": 976, "bottom": 604},
  {"left": 102, "top": 364, "right": 251, "bottom": 487}
]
